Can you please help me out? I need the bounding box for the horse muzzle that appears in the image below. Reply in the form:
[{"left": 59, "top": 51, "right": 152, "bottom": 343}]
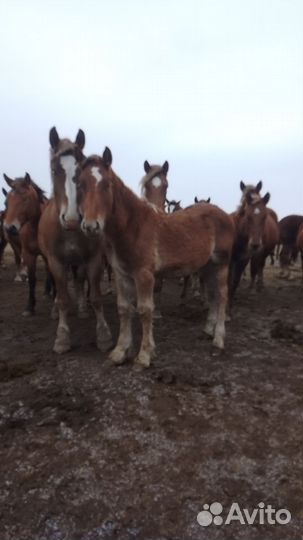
[
  {"left": 81, "top": 219, "right": 103, "bottom": 235},
  {"left": 4, "top": 223, "right": 19, "bottom": 236}
]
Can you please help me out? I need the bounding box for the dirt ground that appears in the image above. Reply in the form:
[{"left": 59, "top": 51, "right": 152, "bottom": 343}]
[{"left": 0, "top": 250, "right": 302, "bottom": 540}]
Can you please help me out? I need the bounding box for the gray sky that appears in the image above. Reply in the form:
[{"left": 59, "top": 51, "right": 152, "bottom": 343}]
[{"left": 0, "top": 0, "right": 302, "bottom": 217}]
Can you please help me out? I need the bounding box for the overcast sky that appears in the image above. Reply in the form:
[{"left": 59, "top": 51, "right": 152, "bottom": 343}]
[{"left": 0, "top": 0, "right": 302, "bottom": 217}]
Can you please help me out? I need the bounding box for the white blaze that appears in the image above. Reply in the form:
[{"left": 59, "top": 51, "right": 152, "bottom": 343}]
[
  {"left": 60, "top": 155, "right": 78, "bottom": 221},
  {"left": 91, "top": 166, "right": 103, "bottom": 183},
  {"left": 151, "top": 176, "right": 161, "bottom": 188},
  {"left": 254, "top": 207, "right": 261, "bottom": 214}
]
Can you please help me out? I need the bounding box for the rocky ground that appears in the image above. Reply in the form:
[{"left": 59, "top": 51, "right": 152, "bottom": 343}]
[{"left": 0, "top": 252, "right": 302, "bottom": 540}]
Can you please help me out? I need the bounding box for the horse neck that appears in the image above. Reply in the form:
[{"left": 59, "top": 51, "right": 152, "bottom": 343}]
[
  {"left": 26, "top": 194, "right": 42, "bottom": 226},
  {"left": 106, "top": 175, "right": 151, "bottom": 239}
]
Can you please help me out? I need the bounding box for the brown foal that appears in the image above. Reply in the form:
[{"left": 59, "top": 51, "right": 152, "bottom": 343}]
[
  {"left": 77, "top": 149, "right": 235, "bottom": 369},
  {"left": 38, "top": 128, "right": 112, "bottom": 353},
  {"left": 3, "top": 173, "right": 50, "bottom": 314}
]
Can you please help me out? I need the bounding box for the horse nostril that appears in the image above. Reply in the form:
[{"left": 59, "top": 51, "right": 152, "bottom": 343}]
[
  {"left": 5, "top": 225, "right": 18, "bottom": 235},
  {"left": 95, "top": 221, "right": 100, "bottom": 230}
]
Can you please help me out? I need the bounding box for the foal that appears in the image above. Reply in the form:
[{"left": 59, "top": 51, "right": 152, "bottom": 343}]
[
  {"left": 1, "top": 187, "right": 24, "bottom": 280},
  {"left": 230, "top": 191, "right": 279, "bottom": 299},
  {"left": 38, "top": 128, "right": 112, "bottom": 353},
  {"left": 3, "top": 173, "right": 50, "bottom": 314},
  {"left": 140, "top": 160, "right": 169, "bottom": 211},
  {"left": 77, "top": 149, "right": 235, "bottom": 369},
  {"left": 140, "top": 160, "right": 169, "bottom": 316}
]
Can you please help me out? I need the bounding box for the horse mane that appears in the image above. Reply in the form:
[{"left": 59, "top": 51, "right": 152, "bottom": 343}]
[
  {"left": 139, "top": 165, "right": 164, "bottom": 197},
  {"left": 29, "top": 179, "right": 48, "bottom": 203}
]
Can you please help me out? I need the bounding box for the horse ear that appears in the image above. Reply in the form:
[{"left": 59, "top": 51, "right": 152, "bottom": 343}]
[
  {"left": 256, "top": 180, "right": 262, "bottom": 193},
  {"left": 3, "top": 173, "right": 14, "bottom": 188},
  {"left": 75, "top": 129, "right": 85, "bottom": 150},
  {"left": 49, "top": 127, "right": 60, "bottom": 149},
  {"left": 263, "top": 192, "right": 270, "bottom": 205},
  {"left": 2, "top": 187, "right": 8, "bottom": 197},
  {"left": 103, "top": 147, "right": 112, "bottom": 167},
  {"left": 144, "top": 160, "right": 151, "bottom": 173},
  {"left": 24, "top": 172, "right": 31, "bottom": 185},
  {"left": 194, "top": 196, "right": 198, "bottom": 203},
  {"left": 162, "top": 161, "right": 169, "bottom": 175},
  {"left": 240, "top": 180, "right": 246, "bottom": 191},
  {"left": 206, "top": 197, "right": 211, "bottom": 203}
]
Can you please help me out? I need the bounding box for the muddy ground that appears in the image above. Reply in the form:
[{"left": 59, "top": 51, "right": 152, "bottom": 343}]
[{"left": 0, "top": 251, "right": 302, "bottom": 540}]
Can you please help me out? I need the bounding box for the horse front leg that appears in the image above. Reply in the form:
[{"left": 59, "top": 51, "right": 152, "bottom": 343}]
[
  {"left": 48, "top": 257, "right": 71, "bottom": 354},
  {"left": 134, "top": 269, "right": 155, "bottom": 369},
  {"left": 109, "top": 274, "right": 135, "bottom": 365},
  {"left": 87, "top": 257, "right": 112, "bottom": 352}
]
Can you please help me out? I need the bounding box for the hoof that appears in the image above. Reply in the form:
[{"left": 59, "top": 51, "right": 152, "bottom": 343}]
[
  {"left": 22, "top": 309, "right": 34, "bottom": 317},
  {"left": 109, "top": 347, "right": 127, "bottom": 365},
  {"left": 203, "top": 322, "right": 215, "bottom": 338},
  {"left": 212, "top": 336, "right": 225, "bottom": 350},
  {"left": 133, "top": 351, "right": 152, "bottom": 370},
  {"left": 53, "top": 338, "right": 71, "bottom": 354},
  {"left": 14, "top": 274, "right": 23, "bottom": 282}
]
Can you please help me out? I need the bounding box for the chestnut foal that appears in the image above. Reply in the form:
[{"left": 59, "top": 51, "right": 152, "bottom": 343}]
[
  {"left": 77, "top": 149, "right": 235, "bottom": 369},
  {"left": 3, "top": 173, "right": 50, "bottom": 314},
  {"left": 230, "top": 191, "right": 279, "bottom": 299},
  {"left": 140, "top": 160, "right": 169, "bottom": 211},
  {"left": 38, "top": 128, "right": 112, "bottom": 353}
]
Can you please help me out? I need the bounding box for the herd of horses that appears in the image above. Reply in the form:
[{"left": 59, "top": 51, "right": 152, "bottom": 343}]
[{"left": 0, "top": 128, "right": 302, "bottom": 369}]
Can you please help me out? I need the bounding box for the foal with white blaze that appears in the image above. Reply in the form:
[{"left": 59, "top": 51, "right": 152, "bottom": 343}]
[
  {"left": 140, "top": 160, "right": 169, "bottom": 211},
  {"left": 77, "top": 149, "right": 235, "bottom": 369},
  {"left": 38, "top": 128, "right": 112, "bottom": 353}
]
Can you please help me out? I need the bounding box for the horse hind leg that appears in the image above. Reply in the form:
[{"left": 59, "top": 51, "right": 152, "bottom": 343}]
[
  {"left": 22, "top": 253, "right": 37, "bottom": 316},
  {"left": 202, "top": 266, "right": 217, "bottom": 338},
  {"left": 212, "top": 265, "right": 229, "bottom": 349}
]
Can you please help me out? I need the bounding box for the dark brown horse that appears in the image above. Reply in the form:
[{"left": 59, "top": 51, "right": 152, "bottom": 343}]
[
  {"left": 77, "top": 148, "right": 235, "bottom": 369},
  {"left": 166, "top": 199, "right": 182, "bottom": 213},
  {"left": 278, "top": 215, "right": 303, "bottom": 278},
  {"left": 3, "top": 173, "right": 51, "bottom": 314},
  {"left": 230, "top": 191, "right": 279, "bottom": 299},
  {"left": 1, "top": 187, "right": 25, "bottom": 280},
  {"left": 38, "top": 128, "right": 112, "bottom": 353}
]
